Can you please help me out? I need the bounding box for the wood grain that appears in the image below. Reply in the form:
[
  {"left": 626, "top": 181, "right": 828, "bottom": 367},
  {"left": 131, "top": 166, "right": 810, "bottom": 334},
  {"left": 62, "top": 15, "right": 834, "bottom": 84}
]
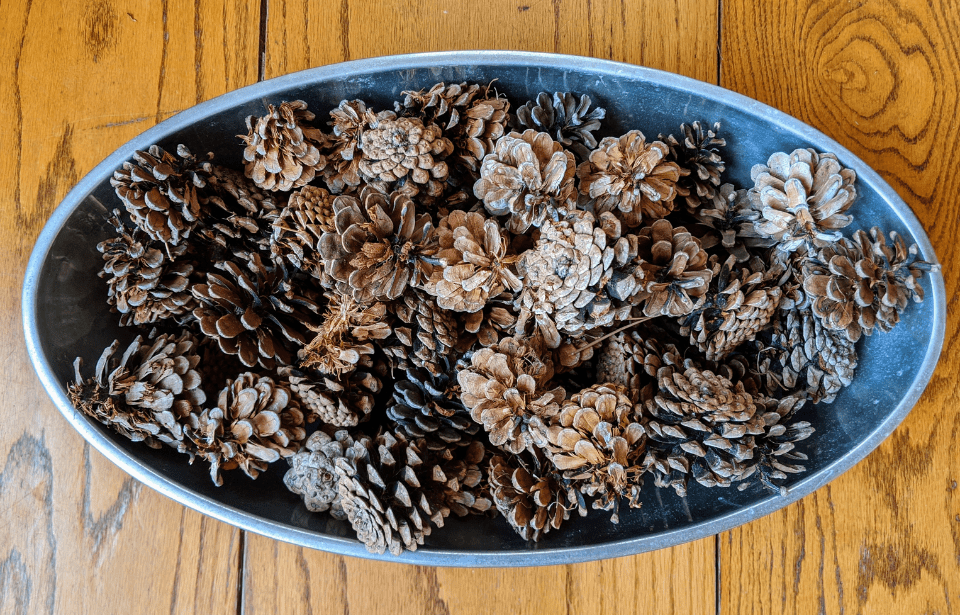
[
  {"left": 0, "top": 0, "right": 260, "bottom": 612},
  {"left": 720, "top": 1, "right": 960, "bottom": 613}
]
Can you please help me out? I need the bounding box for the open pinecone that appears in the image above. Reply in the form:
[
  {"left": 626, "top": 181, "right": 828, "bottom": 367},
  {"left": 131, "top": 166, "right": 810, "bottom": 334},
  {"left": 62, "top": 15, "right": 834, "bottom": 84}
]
[
  {"left": 270, "top": 185, "right": 336, "bottom": 279},
  {"left": 241, "top": 100, "right": 327, "bottom": 192},
  {"left": 514, "top": 92, "right": 606, "bottom": 161},
  {"left": 279, "top": 365, "right": 381, "bottom": 428},
  {"left": 457, "top": 292, "right": 517, "bottom": 350},
  {"left": 384, "top": 288, "right": 459, "bottom": 376},
  {"left": 660, "top": 121, "right": 726, "bottom": 211},
  {"left": 387, "top": 362, "right": 480, "bottom": 449},
  {"left": 489, "top": 451, "right": 583, "bottom": 541},
  {"left": 299, "top": 292, "right": 390, "bottom": 377},
  {"left": 358, "top": 116, "right": 453, "bottom": 197},
  {"left": 200, "top": 165, "right": 283, "bottom": 258},
  {"left": 739, "top": 394, "right": 813, "bottom": 495},
  {"left": 283, "top": 430, "right": 362, "bottom": 517},
  {"left": 110, "top": 144, "right": 212, "bottom": 250},
  {"left": 693, "top": 183, "right": 771, "bottom": 261}
]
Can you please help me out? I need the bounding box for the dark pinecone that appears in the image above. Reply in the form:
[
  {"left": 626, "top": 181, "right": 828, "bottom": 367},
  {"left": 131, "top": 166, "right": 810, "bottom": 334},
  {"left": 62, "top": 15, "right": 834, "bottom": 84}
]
[
  {"left": 660, "top": 121, "right": 726, "bottom": 211},
  {"left": 514, "top": 91, "right": 606, "bottom": 161},
  {"left": 387, "top": 361, "right": 480, "bottom": 449},
  {"left": 384, "top": 288, "right": 459, "bottom": 377}
]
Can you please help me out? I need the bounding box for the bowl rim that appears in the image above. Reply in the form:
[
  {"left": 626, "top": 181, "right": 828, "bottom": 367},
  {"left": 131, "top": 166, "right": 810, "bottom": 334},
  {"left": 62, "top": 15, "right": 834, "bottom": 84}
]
[{"left": 22, "top": 50, "right": 947, "bottom": 567}]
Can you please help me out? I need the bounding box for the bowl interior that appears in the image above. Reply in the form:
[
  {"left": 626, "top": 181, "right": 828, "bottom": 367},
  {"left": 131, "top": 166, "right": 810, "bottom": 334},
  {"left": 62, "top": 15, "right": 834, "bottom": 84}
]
[{"left": 27, "top": 55, "right": 944, "bottom": 564}]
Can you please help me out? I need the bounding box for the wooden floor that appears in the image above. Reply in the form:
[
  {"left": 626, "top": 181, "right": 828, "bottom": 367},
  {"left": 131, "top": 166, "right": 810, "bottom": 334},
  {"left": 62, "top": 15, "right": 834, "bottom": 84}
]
[{"left": 3, "top": 0, "right": 958, "bottom": 613}]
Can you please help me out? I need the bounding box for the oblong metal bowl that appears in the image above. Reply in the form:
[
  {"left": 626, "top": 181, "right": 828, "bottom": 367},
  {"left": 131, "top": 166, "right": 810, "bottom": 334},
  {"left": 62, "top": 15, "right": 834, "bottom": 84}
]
[{"left": 22, "top": 51, "right": 946, "bottom": 566}]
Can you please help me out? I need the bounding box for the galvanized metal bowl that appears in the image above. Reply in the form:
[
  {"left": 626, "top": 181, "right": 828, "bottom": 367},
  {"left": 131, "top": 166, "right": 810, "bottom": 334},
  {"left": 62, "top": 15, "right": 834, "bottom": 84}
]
[{"left": 22, "top": 51, "right": 945, "bottom": 566}]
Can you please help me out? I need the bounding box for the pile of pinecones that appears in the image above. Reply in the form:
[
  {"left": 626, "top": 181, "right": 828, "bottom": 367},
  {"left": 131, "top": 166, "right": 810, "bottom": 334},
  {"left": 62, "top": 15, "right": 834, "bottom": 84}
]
[{"left": 68, "top": 82, "right": 938, "bottom": 556}]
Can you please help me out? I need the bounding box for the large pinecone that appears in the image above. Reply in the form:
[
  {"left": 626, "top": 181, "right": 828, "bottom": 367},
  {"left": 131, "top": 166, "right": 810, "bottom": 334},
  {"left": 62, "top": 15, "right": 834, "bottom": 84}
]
[
  {"left": 241, "top": 100, "right": 327, "bottom": 192},
  {"left": 385, "top": 288, "right": 459, "bottom": 376},
  {"left": 457, "top": 336, "right": 565, "bottom": 454},
  {"left": 358, "top": 116, "right": 453, "bottom": 197},
  {"left": 283, "top": 430, "right": 362, "bottom": 518},
  {"left": 627, "top": 219, "right": 713, "bottom": 317},
  {"left": 577, "top": 131, "right": 682, "bottom": 228},
  {"left": 387, "top": 362, "right": 480, "bottom": 449},
  {"left": 514, "top": 92, "right": 606, "bottom": 161},
  {"left": 270, "top": 185, "right": 336, "bottom": 279},
  {"left": 98, "top": 211, "right": 196, "bottom": 326},
  {"left": 110, "top": 144, "right": 212, "bottom": 249},
  {"left": 660, "top": 122, "right": 726, "bottom": 211},
  {"left": 299, "top": 292, "right": 391, "bottom": 377},
  {"left": 489, "top": 451, "right": 582, "bottom": 541},
  {"left": 279, "top": 366, "right": 381, "bottom": 428},
  {"left": 473, "top": 129, "right": 577, "bottom": 234}
]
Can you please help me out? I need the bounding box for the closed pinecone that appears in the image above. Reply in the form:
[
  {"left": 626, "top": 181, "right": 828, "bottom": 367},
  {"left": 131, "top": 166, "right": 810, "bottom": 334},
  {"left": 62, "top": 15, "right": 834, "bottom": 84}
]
[
  {"left": 740, "top": 394, "right": 814, "bottom": 495},
  {"left": 693, "top": 183, "right": 772, "bottom": 262},
  {"left": 270, "top": 185, "right": 336, "bottom": 279},
  {"left": 457, "top": 336, "right": 565, "bottom": 454},
  {"left": 387, "top": 362, "right": 479, "bottom": 449},
  {"left": 299, "top": 293, "right": 391, "bottom": 377},
  {"left": 358, "top": 116, "right": 453, "bottom": 197},
  {"left": 577, "top": 131, "right": 682, "bottom": 228},
  {"left": 192, "top": 255, "right": 322, "bottom": 368},
  {"left": 98, "top": 211, "right": 196, "bottom": 326},
  {"left": 680, "top": 255, "right": 783, "bottom": 361},
  {"left": 473, "top": 129, "right": 577, "bottom": 234},
  {"left": 110, "top": 144, "right": 212, "bottom": 249},
  {"left": 195, "top": 338, "right": 249, "bottom": 395},
  {"left": 597, "top": 331, "right": 685, "bottom": 403},
  {"left": 660, "top": 122, "right": 726, "bottom": 211},
  {"left": 751, "top": 148, "right": 857, "bottom": 253},
  {"left": 241, "top": 100, "right": 327, "bottom": 192},
  {"left": 514, "top": 91, "right": 606, "bottom": 161},
  {"left": 627, "top": 219, "right": 713, "bottom": 317},
  {"left": 641, "top": 364, "right": 765, "bottom": 496},
  {"left": 532, "top": 384, "right": 645, "bottom": 522},
  {"left": 318, "top": 186, "right": 438, "bottom": 303},
  {"left": 385, "top": 288, "right": 459, "bottom": 376},
  {"left": 489, "top": 451, "right": 583, "bottom": 541},
  {"left": 283, "top": 429, "right": 361, "bottom": 518},
  {"left": 185, "top": 372, "right": 305, "bottom": 485},
  {"left": 278, "top": 366, "right": 381, "bottom": 427},
  {"left": 336, "top": 432, "right": 490, "bottom": 555},
  {"left": 424, "top": 210, "right": 522, "bottom": 312}
]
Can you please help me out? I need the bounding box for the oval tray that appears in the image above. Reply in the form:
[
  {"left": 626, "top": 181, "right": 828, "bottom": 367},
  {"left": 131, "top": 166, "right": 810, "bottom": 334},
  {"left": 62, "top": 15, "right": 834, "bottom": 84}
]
[{"left": 22, "top": 51, "right": 946, "bottom": 567}]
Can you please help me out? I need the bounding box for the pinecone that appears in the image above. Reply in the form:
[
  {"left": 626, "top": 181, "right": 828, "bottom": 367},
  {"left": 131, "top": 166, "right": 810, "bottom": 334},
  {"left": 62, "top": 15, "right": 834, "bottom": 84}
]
[
  {"left": 396, "top": 81, "right": 484, "bottom": 127},
  {"left": 278, "top": 366, "right": 381, "bottom": 427},
  {"left": 457, "top": 336, "right": 565, "bottom": 454},
  {"left": 640, "top": 363, "right": 765, "bottom": 496},
  {"left": 597, "top": 331, "right": 686, "bottom": 403},
  {"left": 110, "top": 144, "right": 212, "bottom": 250},
  {"left": 424, "top": 210, "right": 522, "bottom": 312},
  {"left": 98, "top": 211, "right": 196, "bottom": 326},
  {"left": 750, "top": 148, "right": 857, "bottom": 253},
  {"left": 515, "top": 91, "right": 606, "bottom": 161},
  {"left": 195, "top": 165, "right": 282, "bottom": 262},
  {"left": 693, "top": 183, "right": 772, "bottom": 261},
  {"left": 318, "top": 186, "right": 438, "bottom": 303},
  {"left": 387, "top": 361, "right": 480, "bottom": 449},
  {"left": 241, "top": 100, "right": 327, "bottom": 192},
  {"left": 195, "top": 338, "right": 249, "bottom": 396},
  {"left": 385, "top": 288, "right": 459, "bottom": 376},
  {"left": 192, "top": 255, "right": 322, "bottom": 368},
  {"left": 270, "top": 185, "right": 336, "bottom": 279},
  {"left": 740, "top": 394, "right": 814, "bottom": 495},
  {"left": 283, "top": 429, "right": 361, "bottom": 518},
  {"left": 299, "top": 293, "right": 391, "bottom": 377},
  {"left": 532, "top": 384, "right": 644, "bottom": 522},
  {"left": 358, "top": 116, "right": 453, "bottom": 197},
  {"left": 326, "top": 100, "right": 397, "bottom": 192},
  {"left": 577, "top": 131, "right": 683, "bottom": 228},
  {"left": 473, "top": 129, "right": 577, "bottom": 234},
  {"left": 185, "top": 372, "right": 306, "bottom": 485},
  {"left": 453, "top": 93, "right": 511, "bottom": 177},
  {"left": 660, "top": 122, "right": 726, "bottom": 211},
  {"left": 457, "top": 292, "right": 517, "bottom": 350}
]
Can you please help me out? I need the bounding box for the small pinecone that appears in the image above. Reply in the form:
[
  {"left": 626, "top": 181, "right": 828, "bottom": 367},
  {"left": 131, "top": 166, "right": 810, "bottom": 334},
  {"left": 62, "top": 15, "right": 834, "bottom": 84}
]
[
  {"left": 336, "top": 432, "right": 491, "bottom": 555},
  {"left": 751, "top": 148, "right": 857, "bottom": 253},
  {"left": 185, "top": 372, "right": 306, "bottom": 486},
  {"left": 740, "top": 394, "right": 814, "bottom": 494},
  {"left": 192, "top": 255, "right": 322, "bottom": 368},
  {"left": 271, "top": 185, "right": 336, "bottom": 279},
  {"left": 326, "top": 100, "right": 397, "bottom": 191},
  {"left": 514, "top": 92, "right": 606, "bottom": 161},
  {"left": 299, "top": 293, "right": 391, "bottom": 377},
  {"left": 283, "top": 430, "right": 361, "bottom": 518},
  {"left": 693, "top": 183, "right": 771, "bottom": 261},
  {"left": 577, "top": 131, "right": 682, "bottom": 228},
  {"left": 387, "top": 362, "right": 480, "bottom": 449},
  {"left": 241, "top": 100, "right": 327, "bottom": 192},
  {"left": 457, "top": 292, "right": 518, "bottom": 350},
  {"left": 489, "top": 451, "right": 583, "bottom": 541},
  {"left": 453, "top": 93, "right": 511, "bottom": 178},
  {"left": 396, "top": 81, "right": 483, "bottom": 126},
  {"left": 279, "top": 366, "right": 381, "bottom": 427},
  {"left": 358, "top": 116, "right": 453, "bottom": 197},
  {"left": 110, "top": 144, "right": 212, "bottom": 249},
  {"left": 318, "top": 186, "right": 438, "bottom": 303},
  {"left": 533, "top": 384, "right": 644, "bottom": 522},
  {"left": 660, "top": 121, "right": 726, "bottom": 211},
  {"left": 385, "top": 288, "right": 459, "bottom": 376},
  {"left": 457, "top": 336, "right": 565, "bottom": 454},
  {"left": 68, "top": 333, "right": 206, "bottom": 451},
  {"left": 641, "top": 363, "right": 765, "bottom": 496},
  {"left": 424, "top": 210, "right": 522, "bottom": 312},
  {"left": 98, "top": 211, "right": 196, "bottom": 326},
  {"left": 680, "top": 255, "right": 783, "bottom": 361},
  {"left": 473, "top": 129, "right": 577, "bottom": 234}
]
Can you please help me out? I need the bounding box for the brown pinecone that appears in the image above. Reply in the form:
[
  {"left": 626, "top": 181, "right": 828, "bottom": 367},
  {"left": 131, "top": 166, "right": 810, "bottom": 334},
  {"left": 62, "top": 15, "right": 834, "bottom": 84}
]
[
  {"left": 751, "top": 148, "right": 857, "bottom": 253},
  {"left": 424, "top": 210, "right": 522, "bottom": 312},
  {"left": 278, "top": 365, "right": 381, "bottom": 427},
  {"left": 241, "top": 100, "right": 327, "bottom": 192},
  {"left": 739, "top": 394, "right": 813, "bottom": 495},
  {"left": 396, "top": 82, "right": 483, "bottom": 126},
  {"left": 514, "top": 91, "right": 606, "bottom": 161},
  {"left": 283, "top": 429, "right": 361, "bottom": 518},
  {"left": 98, "top": 211, "right": 196, "bottom": 326},
  {"left": 326, "top": 100, "right": 397, "bottom": 192},
  {"left": 457, "top": 336, "right": 565, "bottom": 454},
  {"left": 473, "top": 129, "right": 577, "bottom": 234},
  {"left": 185, "top": 372, "right": 306, "bottom": 485},
  {"left": 270, "top": 185, "right": 336, "bottom": 279},
  {"left": 384, "top": 288, "right": 459, "bottom": 376},
  {"left": 680, "top": 255, "right": 783, "bottom": 361},
  {"left": 457, "top": 292, "right": 517, "bottom": 350},
  {"left": 577, "top": 131, "right": 683, "bottom": 228},
  {"left": 640, "top": 363, "right": 765, "bottom": 496},
  {"left": 358, "top": 116, "right": 453, "bottom": 197},
  {"left": 489, "top": 451, "right": 583, "bottom": 541},
  {"left": 595, "top": 331, "right": 670, "bottom": 399},
  {"left": 693, "top": 183, "right": 772, "bottom": 261},
  {"left": 454, "top": 94, "right": 511, "bottom": 176},
  {"left": 387, "top": 362, "right": 480, "bottom": 449},
  {"left": 192, "top": 255, "right": 322, "bottom": 368},
  {"left": 318, "top": 186, "right": 438, "bottom": 302},
  {"left": 532, "top": 384, "right": 644, "bottom": 522},
  {"left": 335, "top": 432, "right": 491, "bottom": 555},
  {"left": 660, "top": 122, "right": 726, "bottom": 211},
  {"left": 110, "top": 144, "right": 212, "bottom": 249},
  {"left": 299, "top": 292, "right": 391, "bottom": 377}
]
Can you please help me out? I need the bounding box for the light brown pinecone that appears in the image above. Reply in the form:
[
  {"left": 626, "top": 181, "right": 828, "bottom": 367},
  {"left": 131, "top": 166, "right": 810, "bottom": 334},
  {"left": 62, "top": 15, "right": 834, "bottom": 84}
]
[
  {"left": 185, "top": 372, "right": 306, "bottom": 485},
  {"left": 358, "top": 116, "right": 453, "bottom": 197},
  {"left": 489, "top": 451, "right": 582, "bottom": 541},
  {"left": 396, "top": 82, "right": 483, "bottom": 126},
  {"left": 386, "top": 362, "right": 480, "bottom": 449},
  {"left": 577, "top": 131, "right": 682, "bottom": 228},
  {"left": 457, "top": 336, "right": 565, "bottom": 454},
  {"left": 241, "top": 100, "right": 327, "bottom": 192},
  {"left": 751, "top": 148, "right": 857, "bottom": 253},
  {"left": 110, "top": 144, "right": 212, "bottom": 249},
  {"left": 627, "top": 219, "right": 713, "bottom": 317},
  {"left": 660, "top": 121, "right": 725, "bottom": 211},
  {"left": 98, "top": 211, "right": 196, "bottom": 326},
  {"left": 299, "top": 292, "right": 390, "bottom": 377},
  {"left": 532, "top": 383, "right": 645, "bottom": 522},
  {"left": 283, "top": 429, "right": 361, "bottom": 518},
  {"left": 454, "top": 94, "right": 511, "bottom": 176},
  {"left": 424, "top": 210, "right": 522, "bottom": 312},
  {"left": 473, "top": 129, "right": 577, "bottom": 234},
  {"left": 278, "top": 366, "right": 381, "bottom": 427},
  {"left": 385, "top": 288, "right": 459, "bottom": 376},
  {"left": 270, "top": 185, "right": 336, "bottom": 279},
  {"left": 514, "top": 92, "right": 606, "bottom": 161}
]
